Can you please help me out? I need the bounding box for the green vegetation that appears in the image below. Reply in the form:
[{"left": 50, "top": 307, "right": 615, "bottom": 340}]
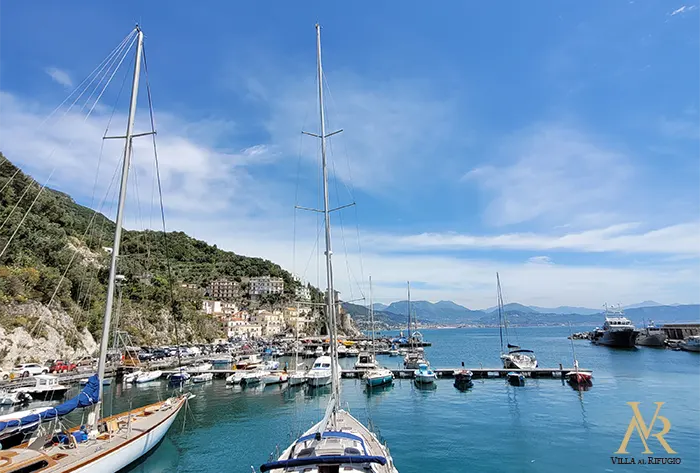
[{"left": 0, "top": 155, "right": 323, "bottom": 343}]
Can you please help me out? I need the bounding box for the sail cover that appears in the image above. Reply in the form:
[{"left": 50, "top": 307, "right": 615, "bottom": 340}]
[{"left": 0, "top": 375, "right": 100, "bottom": 433}]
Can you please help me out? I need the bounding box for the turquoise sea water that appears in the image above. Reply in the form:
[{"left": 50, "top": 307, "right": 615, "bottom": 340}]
[{"left": 94, "top": 327, "right": 698, "bottom": 472}]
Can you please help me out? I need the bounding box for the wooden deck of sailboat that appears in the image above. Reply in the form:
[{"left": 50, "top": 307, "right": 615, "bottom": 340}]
[{"left": 0, "top": 396, "right": 186, "bottom": 473}]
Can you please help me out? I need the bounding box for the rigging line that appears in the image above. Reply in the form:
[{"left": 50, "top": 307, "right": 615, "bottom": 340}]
[
  {"left": 0, "top": 30, "right": 135, "bottom": 192},
  {"left": 143, "top": 46, "right": 183, "bottom": 373},
  {"left": 0, "top": 36, "right": 136, "bottom": 253},
  {"left": 321, "top": 70, "right": 366, "bottom": 289}
]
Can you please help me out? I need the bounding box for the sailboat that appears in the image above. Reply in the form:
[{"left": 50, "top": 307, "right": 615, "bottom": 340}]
[
  {"left": 565, "top": 322, "right": 593, "bottom": 389},
  {"left": 403, "top": 282, "right": 427, "bottom": 370},
  {"left": 355, "top": 277, "right": 379, "bottom": 371},
  {"left": 363, "top": 277, "right": 394, "bottom": 388},
  {"left": 259, "top": 24, "right": 398, "bottom": 473},
  {"left": 288, "top": 303, "right": 308, "bottom": 386},
  {"left": 497, "top": 273, "right": 537, "bottom": 370},
  {"left": 0, "top": 26, "right": 189, "bottom": 472}
]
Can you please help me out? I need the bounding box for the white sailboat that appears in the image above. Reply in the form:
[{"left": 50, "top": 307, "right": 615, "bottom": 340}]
[
  {"left": 0, "top": 26, "right": 189, "bottom": 472},
  {"left": 403, "top": 282, "right": 428, "bottom": 370},
  {"left": 364, "top": 277, "right": 394, "bottom": 388},
  {"left": 259, "top": 24, "right": 398, "bottom": 473},
  {"left": 497, "top": 273, "right": 537, "bottom": 370}
]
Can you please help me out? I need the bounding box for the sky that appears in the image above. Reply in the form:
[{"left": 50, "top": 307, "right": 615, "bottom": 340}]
[{"left": 0, "top": 1, "right": 698, "bottom": 309}]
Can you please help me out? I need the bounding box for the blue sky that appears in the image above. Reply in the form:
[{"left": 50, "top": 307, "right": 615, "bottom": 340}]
[{"left": 0, "top": 1, "right": 698, "bottom": 308}]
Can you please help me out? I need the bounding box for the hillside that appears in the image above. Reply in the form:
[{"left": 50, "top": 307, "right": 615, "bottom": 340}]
[
  {"left": 0, "top": 155, "right": 326, "bottom": 353},
  {"left": 383, "top": 300, "right": 483, "bottom": 324}
]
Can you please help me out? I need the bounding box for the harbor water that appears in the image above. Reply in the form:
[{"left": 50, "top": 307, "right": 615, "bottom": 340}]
[{"left": 72, "top": 327, "right": 699, "bottom": 472}]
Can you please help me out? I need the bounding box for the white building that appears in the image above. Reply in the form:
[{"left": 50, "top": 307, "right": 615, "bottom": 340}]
[
  {"left": 202, "top": 300, "right": 222, "bottom": 315},
  {"left": 208, "top": 278, "right": 240, "bottom": 301},
  {"left": 295, "top": 285, "right": 311, "bottom": 301},
  {"left": 249, "top": 276, "right": 284, "bottom": 296},
  {"left": 250, "top": 310, "right": 285, "bottom": 337}
]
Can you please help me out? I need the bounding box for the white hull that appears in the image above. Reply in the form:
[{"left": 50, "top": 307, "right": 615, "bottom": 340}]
[
  {"left": 263, "top": 372, "right": 289, "bottom": 385},
  {"left": 288, "top": 373, "right": 307, "bottom": 386},
  {"left": 123, "top": 370, "right": 143, "bottom": 383},
  {"left": 192, "top": 373, "right": 213, "bottom": 383},
  {"left": 135, "top": 370, "right": 162, "bottom": 384},
  {"left": 414, "top": 373, "right": 436, "bottom": 384},
  {"left": 306, "top": 372, "right": 332, "bottom": 387},
  {"left": 501, "top": 353, "right": 537, "bottom": 370}
]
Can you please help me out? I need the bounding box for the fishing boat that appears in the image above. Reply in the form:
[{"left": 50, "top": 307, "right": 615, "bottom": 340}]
[
  {"left": 591, "top": 304, "right": 638, "bottom": 348},
  {"left": 680, "top": 335, "right": 700, "bottom": 352},
  {"left": 507, "top": 372, "right": 525, "bottom": 386},
  {"left": 354, "top": 352, "right": 378, "bottom": 370},
  {"left": 414, "top": 363, "right": 437, "bottom": 385},
  {"left": 496, "top": 273, "right": 538, "bottom": 369},
  {"left": 636, "top": 320, "right": 667, "bottom": 347},
  {"left": 134, "top": 370, "right": 162, "bottom": 384},
  {"left": 192, "top": 372, "right": 214, "bottom": 384},
  {"left": 260, "top": 26, "right": 398, "bottom": 472},
  {"left": 0, "top": 28, "right": 189, "bottom": 471},
  {"left": 565, "top": 323, "right": 593, "bottom": 388},
  {"left": 263, "top": 372, "right": 289, "bottom": 385},
  {"left": 453, "top": 369, "right": 473, "bottom": 390}
]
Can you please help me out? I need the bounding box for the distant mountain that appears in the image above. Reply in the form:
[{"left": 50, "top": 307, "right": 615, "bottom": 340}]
[
  {"left": 383, "top": 300, "right": 483, "bottom": 324},
  {"left": 623, "top": 305, "right": 699, "bottom": 324},
  {"left": 486, "top": 303, "right": 538, "bottom": 314},
  {"left": 371, "top": 303, "right": 388, "bottom": 311},
  {"left": 528, "top": 305, "right": 600, "bottom": 315},
  {"left": 623, "top": 301, "right": 663, "bottom": 310},
  {"left": 342, "top": 302, "right": 417, "bottom": 329}
]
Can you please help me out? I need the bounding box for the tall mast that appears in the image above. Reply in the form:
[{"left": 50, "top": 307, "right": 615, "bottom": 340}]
[
  {"left": 407, "top": 281, "right": 411, "bottom": 348},
  {"left": 94, "top": 26, "right": 144, "bottom": 422},
  {"left": 369, "top": 276, "right": 375, "bottom": 356},
  {"left": 315, "top": 24, "right": 339, "bottom": 408},
  {"left": 497, "top": 272, "right": 504, "bottom": 354}
]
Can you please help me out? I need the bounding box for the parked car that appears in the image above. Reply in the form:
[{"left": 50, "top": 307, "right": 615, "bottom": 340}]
[
  {"left": 49, "top": 360, "right": 77, "bottom": 373},
  {"left": 138, "top": 351, "right": 153, "bottom": 361},
  {"left": 12, "top": 363, "right": 48, "bottom": 377},
  {"left": 76, "top": 357, "right": 96, "bottom": 367}
]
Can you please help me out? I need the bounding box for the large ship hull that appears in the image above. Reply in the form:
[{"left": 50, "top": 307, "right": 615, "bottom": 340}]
[{"left": 593, "top": 329, "right": 638, "bottom": 348}]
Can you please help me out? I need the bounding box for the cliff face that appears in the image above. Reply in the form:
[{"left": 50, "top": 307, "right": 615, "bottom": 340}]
[{"left": 0, "top": 302, "right": 97, "bottom": 369}]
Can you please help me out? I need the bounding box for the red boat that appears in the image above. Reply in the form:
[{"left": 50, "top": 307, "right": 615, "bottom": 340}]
[{"left": 565, "top": 371, "right": 593, "bottom": 386}]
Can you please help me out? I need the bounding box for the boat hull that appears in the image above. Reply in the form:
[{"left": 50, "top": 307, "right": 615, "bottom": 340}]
[
  {"left": 681, "top": 342, "right": 700, "bottom": 352},
  {"left": 20, "top": 387, "right": 69, "bottom": 401},
  {"left": 636, "top": 332, "right": 666, "bottom": 347},
  {"left": 288, "top": 374, "right": 306, "bottom": 386},
  {"left": 263, "top": 373, "right": 289, "bottom": 385},
  {"left": 366, "top": 374, "right": 393, "bottom": 387},
  {"left": 68, "top": 398, "right": 185, "bottom": 473},
  {"left": 593, "top": 329, "right": 638, "bottom": 348},
  {"left": 307, "top": 373, "right": 332, "bottom": 387},
  {"left": 135, "top": 371, "right": 162, "bottom": 384},
  {"left": 507, "top": 373, "right": 525, "bottom": 386}
]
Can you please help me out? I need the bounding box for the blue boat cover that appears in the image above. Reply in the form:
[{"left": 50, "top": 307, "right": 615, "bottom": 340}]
[
  {"left": 260, "top": 455, "right": 387, "bottom": 472},
  {"left": 0, "top": 375, "right": 100, "bottom": 433}
]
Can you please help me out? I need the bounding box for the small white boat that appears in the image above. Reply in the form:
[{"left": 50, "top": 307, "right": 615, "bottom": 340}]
[
  {"left": 0, "top": 390, "right": 32, "bottom": 406},
  {"left": 240, "top": 370, "right": 270, "bottom": 386},
  {"left": 263, "top": 372, "right": 289, "bottom": 385},
  {"left": 135, "top": 370, "right": 162, "bottom": 384},
  {"left": 192, "top": 372, "right": 214, "bottom": 384},
  {"left": 236, "top": 354, "right": 262, "bottom": 370},
  {"left": 226, "top": 371, "right": 245, "bottom": 385},
  {"left": 414, "top": 363, "right": 437, "bottom": 385},
  {"left": 314, "top": 346, "right": 324, "bottom": 356},
  {"left": 364, "top": 368, "right": 394, "bottom": 388},
  {"left": 187, "top": 362, "right": 213, "bottom": 372},
  {"left": 302, "top": 349, "right": 314, "bottom": 358},
  {"left": 263, "top": 360, "right": 280, "bottom": 370},
  {"left": 123, "top": 370, "right": 143, "bottom": 383},
  {"left": 337, "top": 344, "right": 348, "bottom": 357},
  {"left": 306, "top": 356, "right": 337, "bottom": 387},
  {"left": 346, "top": 347, "right": 359, "bottom": 357},
  {"left": 288, "top": 371, "right": 307, "bottom": 386},
  {"left": 354, "top": 351, "right": 378, "bottom": 370},
  {"left": 681, "top": 335, "right": 700, "bottom": 352}
]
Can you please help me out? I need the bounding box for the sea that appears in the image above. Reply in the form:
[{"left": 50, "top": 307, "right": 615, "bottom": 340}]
[{"left": 49, "top": 327, "right": 700, "bottom": 472}]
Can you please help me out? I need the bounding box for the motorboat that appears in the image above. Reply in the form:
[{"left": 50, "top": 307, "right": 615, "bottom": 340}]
[
  {"left": 288, "top": 371, "right": 307, "bottom": 386},
  {"left": 307, "top": 356, "right": 336, "bottom": 387},
  {"left": 169, "top": 368, "right": 191, "bottom": 385},
  {"left": 590, "top": 304, "right": 638, "bottom": 348},
  {"left": 565, "top": 370, "right": 593, "bottom": 387},
  {"left": 240, "top": 370, "right": 270, "bottom": 387},
  {"left": 337, "top": 344, "right": 348, "bottom": 358},
  {"left": 507, "top": 372, "right": 525, "bottom": 386},
  {"left": 636, "top": 321, "right": 667, "bottom": 347},
  {"left": 681, "top": 335, "right": 700, "bottom": 352},
  {"left": 211, "top": 355, "right": 233, "bottom": 365},
  {"left": 314, "top": 346, "right": 324, "bottom": 356},
  {"left": 413, "top": 363, "right": 436, "bottom": 385},
  {"left": 346, "top": 347, "right": 359, "bottom": 357},
  {"left": 403, "top": 351, "right": 427, "bottom": 370},
  {"left": 364, "top": 368, "right": 394, "bottom": 388},
  {"left": 501, "top": 349, "right": 538, "bottom": 370},
  {"left": 453, "top": 369, "right": 473, "bottom": 390},
  {"left": 15, "top": 374, "right": 69, "bottom": 401},
  {"left": 0, "top": 390, "right": 31, "bottom": 406},
  {"left": 123, "top": 370, "right": 143, "bottom": 383},
  {"left": 226, "top": 371, "right": 245, "bottom": 385},
  {"left": 235, "top": 353, "right": 262, "bottom": 370},
  {"left": 135, "top": 370, "right": 162, "bottom": 384},
  {"left": 354, "top": 351, "right": 379, "bottom": 370},
  {"left": 187, "top": 362, "right": 213, "bottom": 372},
  {"left": 263, "top": 372, "right": 289, "bottom": 385},
  {"left": 263, "top": 360, "right": 280, "bottom": 370},
  {"left": 192, "top": 372, "right": 214, "bottom": 384}
]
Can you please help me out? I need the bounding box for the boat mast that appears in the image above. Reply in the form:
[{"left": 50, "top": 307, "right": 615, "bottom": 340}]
[
  {"left": 94, "top": 26, "right": 144, "bottom": 423},
  {"left": 497, "top": 272, "right": 504, "bottom": 354},
  {"left": 315, "top": 24, "right": 340, "bottom": 410},
  {"left": 407, "top": 281, "right": 411, "bottom": 349},
  {"left": 369, "top": 276, "right": 375, "bottom": 357}
]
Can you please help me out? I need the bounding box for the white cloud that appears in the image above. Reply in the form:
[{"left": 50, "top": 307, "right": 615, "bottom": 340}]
[
  {"left": 44, "top": 67, "right": 73, "bottom": 88},
  {"left": 463, "top": 125, "right": 632, "bottom": 227},
  {"left": 670, "top": 5, "right": 697, "bottom": 16},
  {"left": 526, "top": 256, "right": 553, "bottom": 265}
]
